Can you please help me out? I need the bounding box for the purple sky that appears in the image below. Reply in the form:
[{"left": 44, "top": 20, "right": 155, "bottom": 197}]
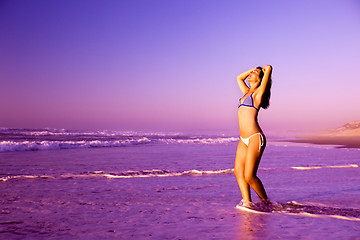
[{"left": 1, "top": 0, "right": 360, "bottom": 134}]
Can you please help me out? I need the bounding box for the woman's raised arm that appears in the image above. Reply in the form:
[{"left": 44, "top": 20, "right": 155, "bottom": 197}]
[
  {"left": 237, "top": 68, "right": 255, "bottom": 94},
  {"left": 257, "top": 65, "right": 272, "bottom": 95}
]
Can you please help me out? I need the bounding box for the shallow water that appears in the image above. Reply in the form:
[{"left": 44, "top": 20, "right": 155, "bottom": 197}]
[{"left": 1, "top": 130, "right": 360, "bottom": 239}]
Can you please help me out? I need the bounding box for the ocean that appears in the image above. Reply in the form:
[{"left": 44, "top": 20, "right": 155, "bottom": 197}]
[{"left": 0, "top": 128, "right": 359, "bottom": 239}]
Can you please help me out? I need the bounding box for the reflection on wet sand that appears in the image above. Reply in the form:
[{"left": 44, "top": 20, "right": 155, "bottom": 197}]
[{"left": 235, "top": 211, "right": 270, "bottom": 240}]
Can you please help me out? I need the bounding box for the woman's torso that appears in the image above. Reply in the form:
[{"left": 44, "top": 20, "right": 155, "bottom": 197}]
[{"left": 238, "top": 92, "right": 262, "bottom": 137}]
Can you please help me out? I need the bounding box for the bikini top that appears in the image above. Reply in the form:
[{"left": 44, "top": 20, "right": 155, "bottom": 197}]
[{"left": 238, "top": 93, "right": 259, "bottom": 111}]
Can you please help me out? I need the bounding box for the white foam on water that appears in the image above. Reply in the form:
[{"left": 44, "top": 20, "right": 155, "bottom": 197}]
[
  {"left": 0, "top": 138, "right": 152, "bottom": 152},
  {"left": 0, "top": 128, "right": 240, "bottom": 152},
  {"left": 235, "top": 200, "right": 360, "bottom": 222},
  {"left": 292, "top": 164, "right": 358, "bottom": 170},
  {"left": 158, "top": 137, "right": 239, "bottom": 145},
  {"left": 2, "top": 163, "right": 358, "bottom": 182},
  {"left": 277, "top": 201, "right": 360, "bottom": 222},
  {"left": 0, "top": 168, "right": 235, "bottom": 181}
]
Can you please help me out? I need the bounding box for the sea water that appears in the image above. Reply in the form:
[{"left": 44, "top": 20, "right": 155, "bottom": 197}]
[{"left": 0, "top": 128, "right": 359, "bottom": 239}]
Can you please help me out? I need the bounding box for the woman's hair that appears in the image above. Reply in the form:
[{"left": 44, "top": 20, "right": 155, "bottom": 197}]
[{"left": 257, "top": 66, "right": 272, "bottom": 109}]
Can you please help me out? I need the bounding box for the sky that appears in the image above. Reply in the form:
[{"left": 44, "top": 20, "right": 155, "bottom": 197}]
[{"left": 1, "top": 0, "right": 360, "bottom": 135}]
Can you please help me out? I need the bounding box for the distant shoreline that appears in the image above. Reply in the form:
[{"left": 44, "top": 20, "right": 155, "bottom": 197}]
[{"left": 286, "top": 136, "right": 360, "bottom": 149}]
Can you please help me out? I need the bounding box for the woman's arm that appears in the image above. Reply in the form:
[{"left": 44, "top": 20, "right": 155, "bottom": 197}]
[
  {"left": 237, "top": 68, "right": 255, "bottom": 94},
  {"left": 257, "top": 65, "right": 272, "bottom": 95}
]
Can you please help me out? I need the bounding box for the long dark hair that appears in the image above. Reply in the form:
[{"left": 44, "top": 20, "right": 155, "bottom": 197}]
[{"left": 257, "top": 66, "right": 272, "bottom": 109}]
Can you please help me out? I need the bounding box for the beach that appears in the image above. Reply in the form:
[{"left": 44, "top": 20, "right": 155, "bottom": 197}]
[
  {"left": 1, "top": 129, "right": 360, "bottom": 239},
  {"left": 287, "top": 121, "right": 360, "bottom": 148},
  {"left": 287, "top": 136, "right": 360, "bottom": 149}
]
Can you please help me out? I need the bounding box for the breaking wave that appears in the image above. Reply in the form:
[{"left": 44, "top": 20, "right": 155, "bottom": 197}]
[
  {"left": 0, "top": 138, "right": 151, "bottom": 152},
  {"left": 0, "top": 168, "right": 234, "bottom": 182},
  {"left": 0, "top": 128, "right": 239, "bottom": 152},
  {"left": 2, "top": 163, "right": 358, "bottom": 182}
]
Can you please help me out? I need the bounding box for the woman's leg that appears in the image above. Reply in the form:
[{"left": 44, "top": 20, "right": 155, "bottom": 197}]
[
  {"left": 234, "top": 141, "right": 251, "bottom": 202},
  {"left": 244, "top": 135, "right": 268, "bottom": 200}
]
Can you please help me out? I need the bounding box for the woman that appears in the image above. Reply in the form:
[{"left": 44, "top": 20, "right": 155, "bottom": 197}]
[{"left": 234, "top": 65, "right": 272, "bottom": 208}]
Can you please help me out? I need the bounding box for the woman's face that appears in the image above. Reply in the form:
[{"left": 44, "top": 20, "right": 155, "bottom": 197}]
[{"left": 248, "top": 68, "right": 262, "bottom": 82}]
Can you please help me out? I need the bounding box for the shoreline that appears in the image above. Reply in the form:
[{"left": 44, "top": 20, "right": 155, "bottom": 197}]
[{"left": 286, "top": 136, "right": 360, "bottom": 149}]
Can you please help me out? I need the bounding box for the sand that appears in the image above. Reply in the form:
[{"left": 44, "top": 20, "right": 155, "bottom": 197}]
[{"left": 287, "top": 136, "right": 360, "bottom": 148}]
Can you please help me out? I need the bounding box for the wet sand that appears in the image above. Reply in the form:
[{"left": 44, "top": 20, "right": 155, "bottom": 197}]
[{"left": 286, "top": 136, "right": 360, "bottom": 148}]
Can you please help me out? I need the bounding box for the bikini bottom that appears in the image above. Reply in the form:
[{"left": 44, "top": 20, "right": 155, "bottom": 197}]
[{"left": 240, "top": 132, "right": 264, "bottom": 152}]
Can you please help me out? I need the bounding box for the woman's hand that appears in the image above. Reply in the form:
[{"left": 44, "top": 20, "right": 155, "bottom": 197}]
[
  {"left": 247, "top": 67, "right": 258, "bottom": 74},
  {"left": 237, "top": 67, "right": 257, "bottom": 81},
  {"left": 237, "top": 67, "right": 258, "bottom": 94}
]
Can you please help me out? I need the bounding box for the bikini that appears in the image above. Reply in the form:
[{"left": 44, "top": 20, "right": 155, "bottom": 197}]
[
  {"left": 238, "top": 93, "right": 259, "bottom": 111},
  {"left": 238, "top": 93, "right": 264, "bottom": 151}
]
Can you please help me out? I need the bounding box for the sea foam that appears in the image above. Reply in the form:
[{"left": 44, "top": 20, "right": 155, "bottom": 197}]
[{"left": 0, "top": 128, "right": 239, "bottom": 152}]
